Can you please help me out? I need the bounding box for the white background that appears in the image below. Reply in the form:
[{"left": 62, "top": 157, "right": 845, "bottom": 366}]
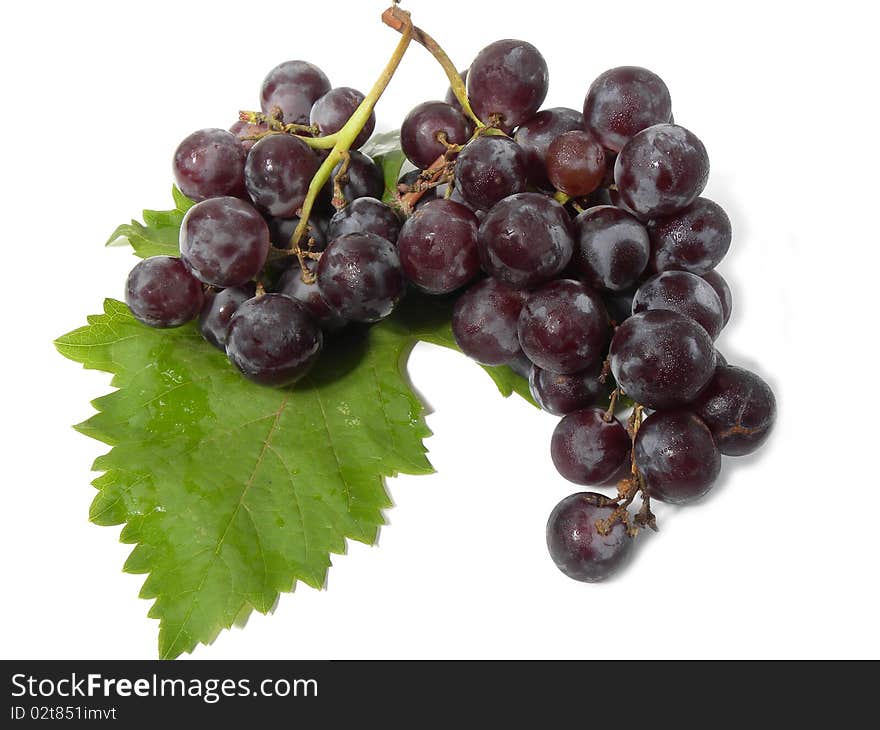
[{"left": 2, "top": 0, "right": 878, "bottom": 660}]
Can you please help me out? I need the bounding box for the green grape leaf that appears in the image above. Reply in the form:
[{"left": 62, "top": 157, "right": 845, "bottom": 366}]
[
  {"left": 362, "top": 130, "right": 406, "bottom": 205},
  {"left": 106, "top": 186, "right": 194, "bottom": 259},
  {"left": 57, "top": 191, "right": 535, "bottom": 659}
]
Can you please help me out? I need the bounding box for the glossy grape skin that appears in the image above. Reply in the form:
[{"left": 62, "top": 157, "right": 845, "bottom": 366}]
[
  {"left": 266, "top": 214, "right": 327, "bottom": 252},
  {"left": 445, "top": 70, "right": 468, "bottom": 115},
  {"left": 310, "top": 87, "right": 374, "bottom": 149},
  {"left": 614, "top": 124, "right": 710, "bottom": 219},
  {"left": 583, "top": 66, "right": 672, "bottom": 152},
  {"left": 173, "top": 129, "right": 247, "bottom": 202},
  {"left": 226, "top": 294, "right": 322, "bottom": 386},
  {"left": 229, "top": 120, "right": 269, "bottom": 152},
  {"left": 609, "top": 309, "right": 716, "bottom": 409},
  {"left": 330, "top": 150, "right": 384, "bottom": 203},
  {"left": 401, "top": 101, "right": 473, "bottom": 169},
  {"left": 507, "top": 351, "right": 534, "bottom": 379},
  {"left": 454, "top": 135, "right": 527, "bottom": 210},
  {"left": 572, "top": 206, "right": 650, "bottom": 292},
  {"left": 634, "top": 410, "right": 721, "bottom": 504},
  {"left": 125, "top": 256, "right": 204, "bottom": 328},
  {"left": 514, "top": 107, "right": 585, "bottom": 189},
  {"left": 179, "top": 197, "right": 270, "bottom": 287},
  {"left": 199, "top": 284, "right": 255, "bottom": 350},
  {"left": 546, "top": 492, "right": 633, "bottom": 582},
  {"left": 649, "top": 197, "right": 731, "bottom": 274},
  {"left": 467, "top": 39, "right": 549, "bottom": 131},
  {"left": 546, "top": 130, "right": 606, "bottom": 197},
  {"left": 701, "top": 270, "right": 732, "bottom": 326},
  {"left": 692, "top": 365, "right": 776, "bottom": 455},
  {"left": 327, "top": 197, "right": 401, "bottom": 243},
  {"left": 245, "top": 134, "right": 319, "bottom": 217},
  {"left": 451, "top": 277, "right": 526, "bottom": 365},
  {"left": 551, "top": 408, "right": 632, "bottom": 485},
  {"left": 316, "top": 233, "right": 406, "bottom": 323},
  {"left": 278, "top": 265, "right": 346, "bottom": 331},
  {"left": 397, "top": 199, "right": 481, "bottom": 294},
  {"left": 529, "top": 360, "right": 605, "bottom": 416},
  {"left": 260, "top": 60, "right": 331, "bottom": 125},
  {"left": 478, "top": 193, "right": 573, "bottom": 289},
  {"left": 632, "top": 271, "right": 725, "bottom": 340},
  {"left": 518, "top": 279, "right": 609, "bottom": 374}
]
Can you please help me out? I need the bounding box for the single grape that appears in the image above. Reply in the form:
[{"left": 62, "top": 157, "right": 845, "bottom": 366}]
[
  {"left": 199, "top": 284, "right": 256, "bottom": 350},
  {"left": 517, "top": 279, "right": 609, "bottom": 374},
  {"left": 692, "top": 365, "right": 776, "bottom": 455},
  {"left": 172, "top": 128, "right": 247, "bottom": 202},
  {"left": 648, "top": 197, "right": 732, "bottom": 274},
  {"left": 514, "top": 107, "right": 585, "bottom": 189},
  {"left": 478, "top": 193, "right": 573, "bottom": 289},
  {"left": 125, "top": 256, "right": 204, "bottom": 328},
  {"left": 260, "top": 60, "right": 331, "bottom": 125},
  {"left": 327, "top": 197, "right": 401, "bottom": 243},
  {"left": 700, "top": 270, "right": 733, "bottom": 326},
  {"left": 229, "top": 120, "right": 269, "bottom": 152},
  {"left": 266, "top": 214, "right": 327, "bottom": 252},
  {"left": 614, "top": 124, "right": 710, "bottom": 219},
  {"left": 179, "top": 197, "right": 270, "bottom": 287},
  {"left": 609, "top": 309, "right": 716, "bottom": 409},
  {"left": 445, "top": 69, "right": 468, "bottom": 115},
  {"left": 529, "top": 360, "right": 606, "bottom": 416},
  {"left": 507, "top": 351, "right": 534, "bottom": 379},
  {"left": 244, "top": 134, "right": 320, "bottom": 217},
  {"left": 632, "top": 270, "right": 725, "bottom": 340},
  {"left": 546, "top": 492, "right": 633, "bottom": 582},
  {"left": 401, "top": 101, "right": 473, "bottom": 169},
  {"left": 467, "top": 39, "right": 549, "bottom": 131},
  {"left": 546, "top": 130, "right": 606, "bottom": 197},
  {"left": 316, "top": 233, "right": 406, "bottom": 322},
  {"left": 572, "top": 206, "right": 650, "bottom": 291},
  {"left": 310, "top": 87, "right": 374, "bottom": 149},
  {"left": 453, "top": 135, "right": 527, "bottom": 210},
  {"left": 397, "top": 199, "right": 481, "bottom": 294},
  {"left": 634, "top": 410, "right": 721, "bottom": 504},
  {"left": 330, "top": 150, "right": 384, "bottom": 203},
  {"left": 583, "top": 66, "right": 673, "bottom": 152},
  {"left": 551, "top": 408, "right": 631, "bottom": 485},
  {"left": 602, "top": 287, "right": 636, "bottom": 326},
  {"left": 278, "top": 265, "right": 346, "bottom": 331},
  {"left": 226, "top": 294, "right": 322, "bottom": 386},
  {"left": 451, "top": 277, "right": 526, "bottom": 365}
]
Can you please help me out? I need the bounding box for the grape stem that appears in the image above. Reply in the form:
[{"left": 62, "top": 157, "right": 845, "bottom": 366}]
[{"left": 238, "top": 110, "right": 339, "bottom": 150}]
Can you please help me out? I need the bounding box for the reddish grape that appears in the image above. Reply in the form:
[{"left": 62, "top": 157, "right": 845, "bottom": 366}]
[
  {"left": 546, "top": 130, "right": 606, "bottom": 197},
  {"left": 514, "top": 107, "right": 585, "bottom": 189},
  {"left": 454, "top": 135, "right": 527, "bottom": 210},
  {"left": 401, "top": 101, "right": 473, "bottom": 169},
  {"left": 649, "top": 197, "right": 732, "bottom": 274},
  {"left": 173, "top": 128, "right": 247, "bottom": 202},
  {"left": 245, "top": 134, "right": 319, "bottom": 217},
  {"left": 260, "top": 60, "right": 331, "bottom": 125},
  {"left": 451, "top": 277, "right": 526, "bottom": 365},
  {"left": 551, "top": 408, "right": 631, "bottom": 485},
  {"left": 125, "top": 256, "right": 204, "bottom": 328}
]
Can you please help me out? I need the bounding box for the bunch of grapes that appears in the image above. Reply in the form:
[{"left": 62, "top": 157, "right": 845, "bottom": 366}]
[{"left": 123, "top": 6, "right": 776, "bottom": 584}]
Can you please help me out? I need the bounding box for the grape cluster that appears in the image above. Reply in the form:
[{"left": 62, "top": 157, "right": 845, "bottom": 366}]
[{"left": 123, "top": 21, "right": 775, "bottom": 583}]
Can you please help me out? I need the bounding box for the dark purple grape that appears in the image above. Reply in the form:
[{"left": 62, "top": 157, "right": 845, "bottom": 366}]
[
  {"left": 199, "top": 284, "right": 256, "bottom": 350},
  {"left": 546, "top": 492, "right": 633, "bottom": 582},
  {"left": 266, "top": 214, "right": 327, "bottom": 252},
  {"left": 316, "top": 233, "right": 406, "bottom": 323},
  {"left": 551, "top": 408, "right": 631, "bottom": 485},
  {"left": 583, "top": 66, "right": 672, "bottom": 152},
  {"left": 634, "top": 410, "right": 721, "bottom": 504},
  {"left": 226, "top": 294, "right": 322, "bottom": 386},
  {"left": 602, "top": 287, "right": 636, "bottom": 326},
  {"left": 445, "top": 70, "right": 468, "bottom": 115},
  {"left": 397, "top": 199, "right": 480, "bottom": 294},
  {"left": 327, "top": 197, "right": 400, "bottom": 243},
  {"left": 310, "top": 87, "right": 374, "bottom": 149},
  {"left": 572, "top": 206, "right": 650, "bottom": 291},
  {"left": 649, "top": 197, "right": 731, "bottom": 274},
  {"left": 453, "top": 135, "right": 527, "bottom": 210},
  {"left": 546, "top": 130, "right": 606, "bottom": 197},
  {"left": 451, "top": 277, "right": 526, "bottom": 365},
  {"left": 609, "top": 309, "right": 716, "bottom": 409},
  {"left": 517, "top": 279, "right": 609, "bottom": 374},
  {"left": 245, "top": 134, "right": 320, "bottom": 217},
  {"left": 507, "top": 351, "right": 533, "bottom": 378},
  {"left": 701, "top": 270, "right": 732, "bottom": 327},
  {"left": 514, "top": 107, "right": 585, "bottom": 189},
  {"left": 529, "top": 361, "right": 605, "bottom": 416},
  {"left": 125, "top": 256, "right": 204, "bottom": 328},
  {"left": 401, "top": 101, "right": 473, "bottom": 169},
  {"left": 260, "top": 60, "right": 331, "bottom": 125},
  {"left": 179, "top": 197, "right": 270, "bottom": 287},
  {"left": 229, "top": 120, "right": 269, "bottom": 152},
  {"left": 467, "top": 39, "right": 549, "bottom": 131},
  {"left": 173, "top": 129, "right": 247, "bottom": 202},
  {"left": 614, "top": 124, "right": 710, "bottom": 219},
  {"left": 278, "top": 265, "right": 346, "bottom": 331},
  {"left": 632, "top": 271, "right": 724, "bottom": 340},
  {"left": 692, "top": 365, "right": 776, "bottom": 456},
  {"left": 478, "top": 193, "right": 573, "bottom": 289},
  {"left": 330, "top": 150, "right": 384, "bottom": 203}
]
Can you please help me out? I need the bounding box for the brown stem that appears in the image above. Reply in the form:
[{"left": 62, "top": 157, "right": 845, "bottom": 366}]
[{"left": 331, "top": 150, "right": 352, "bottom": 210}]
